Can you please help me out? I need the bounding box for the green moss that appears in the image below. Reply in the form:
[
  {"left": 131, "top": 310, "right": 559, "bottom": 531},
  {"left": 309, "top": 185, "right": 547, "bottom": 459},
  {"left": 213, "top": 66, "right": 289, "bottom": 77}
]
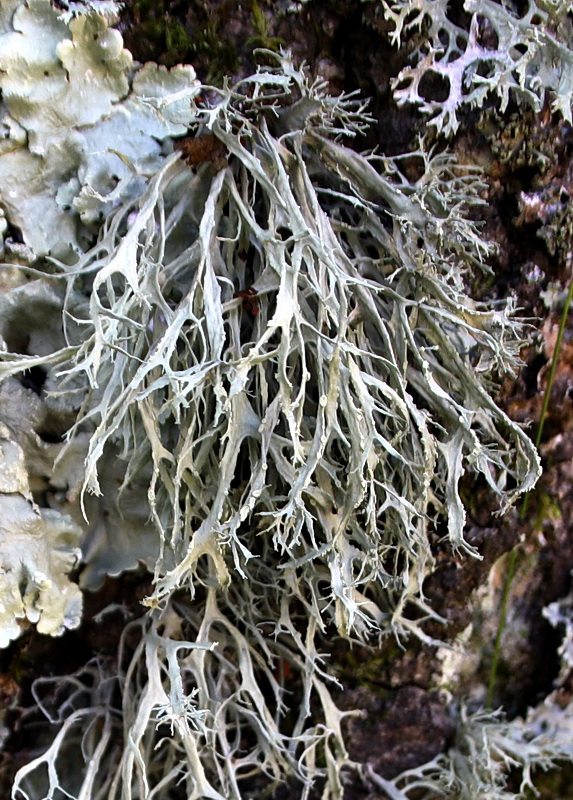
[
  {"left": 123, "top": 0, "right": 240, "bottom": 83},
  {"left": 129, "top": 0, "right": 193, "bottom": 67},
  {"left": 188, "top": 20, "right": 239, "bottom": 85},
  {"left": 335, "top": 644, "right": 404, "bottom": 690},
  {"left": 247, "top": 0, "right": 284, "bottom": 53}
]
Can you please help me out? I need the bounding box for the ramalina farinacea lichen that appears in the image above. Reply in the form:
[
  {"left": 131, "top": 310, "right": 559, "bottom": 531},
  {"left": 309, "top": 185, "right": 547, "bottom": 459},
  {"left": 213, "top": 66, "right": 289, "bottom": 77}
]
[{"left": 0, "top": 1, "right": 557, "bottom": 798}]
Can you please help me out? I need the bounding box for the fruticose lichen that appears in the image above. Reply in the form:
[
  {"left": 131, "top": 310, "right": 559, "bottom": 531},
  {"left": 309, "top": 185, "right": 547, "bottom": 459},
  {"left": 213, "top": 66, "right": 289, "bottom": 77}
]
[
  {"left": 0, "top": 0, "right": 570, "bottom": 798},
  {"left": 378, "top": 0, "right": 573, "bottom": 135}
]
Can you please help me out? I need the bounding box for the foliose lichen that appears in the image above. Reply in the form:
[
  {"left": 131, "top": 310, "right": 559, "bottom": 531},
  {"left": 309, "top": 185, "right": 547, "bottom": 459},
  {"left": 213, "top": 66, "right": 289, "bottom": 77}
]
[{"left": 0, "top": 421, "right": 82, "bottom": 648}]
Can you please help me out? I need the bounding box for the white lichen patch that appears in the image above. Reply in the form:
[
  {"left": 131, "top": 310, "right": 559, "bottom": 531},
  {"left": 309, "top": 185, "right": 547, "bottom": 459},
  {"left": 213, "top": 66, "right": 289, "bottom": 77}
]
[
  {"left": 0, "top": 0, "right": 200, "bottom": 260},
  {"left": 0, "top": 423, "right": 82, "bottom": 648}
]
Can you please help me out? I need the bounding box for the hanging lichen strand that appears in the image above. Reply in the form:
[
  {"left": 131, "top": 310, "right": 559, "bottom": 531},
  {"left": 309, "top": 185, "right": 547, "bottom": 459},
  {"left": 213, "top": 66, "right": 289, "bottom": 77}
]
[{"left": 2, "top": 47, "right": 540, "bottom": 797}]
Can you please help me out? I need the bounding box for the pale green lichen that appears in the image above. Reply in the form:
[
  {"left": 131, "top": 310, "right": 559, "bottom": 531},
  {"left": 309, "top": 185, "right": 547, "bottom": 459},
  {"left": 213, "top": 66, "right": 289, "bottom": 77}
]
[
  {"left": 0, "top": 0, "right": 132, "bottom": 154},
  {"left": 0, "top": 2, "right": 562, "bottom": 799},
  {"left": 384, "top": 576, "right": 573, "bottom": 799},
  {"left": 0, "top": 422, "right": 82, "bottom": 648},
  {"left": 544, "top": 573, "right": 573, "bottom": 675},
  {"left": 364, "top": 696, "right": 573, "bottom": 799},
  {"left": 377, "top": 0, "right": 573, "bottom": 135},
  {"left": 0, "top": 0, "right": 200, "bottom": 260},
  {"left": 3, "top": 50, "right": 541, "bottom": 800}
]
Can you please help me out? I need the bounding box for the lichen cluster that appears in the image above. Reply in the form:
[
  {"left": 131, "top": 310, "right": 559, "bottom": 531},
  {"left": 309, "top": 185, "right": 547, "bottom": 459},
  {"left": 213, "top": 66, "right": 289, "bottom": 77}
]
[
  {"left": 0, "top": 1, "right": 571, "bottom": 799},
  {"left": 379, "top": 0, "right": 573, "bottom": 135}
]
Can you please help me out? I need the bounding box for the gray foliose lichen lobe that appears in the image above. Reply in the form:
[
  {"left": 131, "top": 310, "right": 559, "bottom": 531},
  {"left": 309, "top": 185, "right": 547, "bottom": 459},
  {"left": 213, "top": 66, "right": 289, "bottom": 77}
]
[
  {"left": 0, "top": 421, "right": 82, "bottom": 648},
  {"left": 0, "top": 0, "right": 200, "bottom": 262}
]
